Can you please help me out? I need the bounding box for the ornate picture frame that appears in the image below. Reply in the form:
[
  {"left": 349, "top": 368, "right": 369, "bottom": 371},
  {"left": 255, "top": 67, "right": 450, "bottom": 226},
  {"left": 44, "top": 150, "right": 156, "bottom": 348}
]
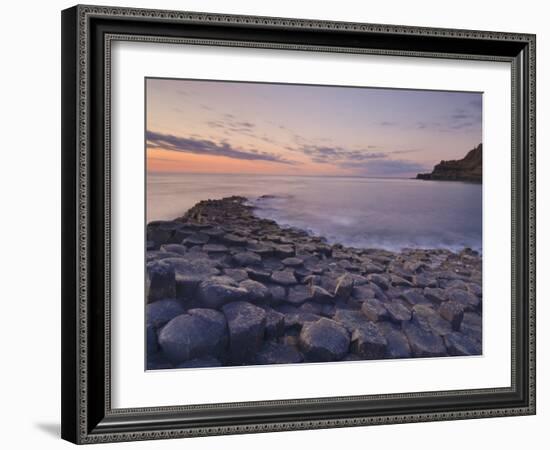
[{"left": 61, "top": 5, "right": 535, "bottom": 444}]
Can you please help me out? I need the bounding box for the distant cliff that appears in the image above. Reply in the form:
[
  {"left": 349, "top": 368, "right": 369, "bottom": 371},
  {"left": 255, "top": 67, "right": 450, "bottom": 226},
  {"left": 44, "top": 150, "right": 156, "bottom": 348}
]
[{"left": 417, "top": 144, "right": 482, "bottom": 183}]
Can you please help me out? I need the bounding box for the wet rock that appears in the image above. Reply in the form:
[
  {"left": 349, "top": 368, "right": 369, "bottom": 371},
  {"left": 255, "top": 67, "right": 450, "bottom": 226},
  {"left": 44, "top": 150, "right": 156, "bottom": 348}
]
[
  {"left": 222, "top": 301, "right": 266, "bottom": 364},
  {"left": 286, "top": 285, "right": 314, "bottom": 305},
  {"left": 263, "top": 258, "right": 285, "bottom": 272},
  {"left": 385, "top": 300, "right": 412, "bottom": 323},
  {"left": 412, "top": 304, "right": 452, "bottom": 336},
  {"left": 146, "top": 260, "right": 176, "bottom": 302},
  {"left": 176, "top": 356, "right": 222, "bottom": 368},
  {"left": 361, "top": 298, "right": 389, "bottom": 322},
  {"left": 366, "top": 273, "right": 390, "bottom": 290},
  {"left": 271, "top": 270, "right": 298, "bottom": 286},
  {"left": 255, "top": 342, "right": 303, "bottom": 365},
  {"left": 223, "top": 268, "right": 249, "bottom": 283},
  {"left": 233, "top": 251, "right": 262, "bottom": 267},
  {"left": 183, "top": 232, "right": 210, "bottom": 246},
  {"left": 446, "top": 279, "right": 470, "bottom": 291},
  {"left": 166, "top": 257, "right": 220, "bottom": 300},
  {"left": 264, "top": 308, "right": 285, "bottom": 339},
  {"left": 158, "top": 309, "right": 227, "bottom": 363},
  {"left": 197, "top": 276, "right": 249, "bottom": 309},
  {"left": 299, "top": 318, "right": 350, "bottom": 362},
  {"left": 468, "top": 282, "right": 482, "bottom": 297},
  {"left": 424, "top": 287, "right": 446, "bottom": 304},
  {"left": 146, "top": 299, "right": 185, "bottom": 328},
  {"left": 402, "top": 321, "right": 447, "bottom": 357},
  {"left": 438, "top": 301, "right": 464, "bottom": 331},
  {"left": 160, "top": 244, "right": 187, "bottom": 255},
  {"left": 350, "top": 322, "right": 387, "bottom": 359},
  {"left": 240, "top": 279, "right": 271, "bottom": 303},
  {"left": 444, "top": 332, "right": 482, "bottom": 356}
]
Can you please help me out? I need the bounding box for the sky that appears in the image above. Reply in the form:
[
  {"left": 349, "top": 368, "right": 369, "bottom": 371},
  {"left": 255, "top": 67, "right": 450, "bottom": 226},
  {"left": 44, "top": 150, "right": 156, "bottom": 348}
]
[{"left": 146, "top": 78, "right": 482, "bottom": 178}]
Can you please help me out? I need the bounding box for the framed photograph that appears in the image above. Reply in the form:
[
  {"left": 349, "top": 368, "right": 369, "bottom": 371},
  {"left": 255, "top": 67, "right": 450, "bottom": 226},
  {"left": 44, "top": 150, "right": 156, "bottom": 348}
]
[{"left": 61, "top": 5, "right": 536, "bottom": 444}]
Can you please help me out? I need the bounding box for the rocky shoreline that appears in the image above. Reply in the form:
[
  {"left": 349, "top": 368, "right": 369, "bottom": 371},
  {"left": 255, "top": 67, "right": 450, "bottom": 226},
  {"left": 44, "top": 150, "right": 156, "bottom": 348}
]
[
  {"left": 146, "top": 196, "right": 482, "bottom": 369},
  {"left": 417, "top": 143, "right": 482, "bottom": 183}
]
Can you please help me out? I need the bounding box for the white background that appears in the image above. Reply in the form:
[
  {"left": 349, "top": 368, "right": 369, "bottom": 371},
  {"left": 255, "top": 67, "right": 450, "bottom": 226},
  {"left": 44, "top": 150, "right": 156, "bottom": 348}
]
[
  {"left": 0, "top": 0, "right": 546, "bottom": 449},
  {"left": 112, "top": 42, "right": 511, "bottom": 408}
]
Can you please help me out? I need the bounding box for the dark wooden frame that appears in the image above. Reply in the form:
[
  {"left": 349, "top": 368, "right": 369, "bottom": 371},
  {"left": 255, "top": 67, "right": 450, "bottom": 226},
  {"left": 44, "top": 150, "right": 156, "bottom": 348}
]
[{"left": 61, "top": 4, "right": 536, "bottom": 444}]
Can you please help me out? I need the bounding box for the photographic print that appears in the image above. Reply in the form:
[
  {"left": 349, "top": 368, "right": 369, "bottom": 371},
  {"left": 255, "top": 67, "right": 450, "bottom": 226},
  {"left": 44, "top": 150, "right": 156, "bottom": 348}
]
[{"left": 145, "top": 78, "right": 483, "bottom": 370}]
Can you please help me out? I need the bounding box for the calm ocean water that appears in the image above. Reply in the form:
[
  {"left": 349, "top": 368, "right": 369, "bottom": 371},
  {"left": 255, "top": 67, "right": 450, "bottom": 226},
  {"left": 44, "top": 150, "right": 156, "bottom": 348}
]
[{"left": 147, "top": 173, "right": 482, "bottom": 252}]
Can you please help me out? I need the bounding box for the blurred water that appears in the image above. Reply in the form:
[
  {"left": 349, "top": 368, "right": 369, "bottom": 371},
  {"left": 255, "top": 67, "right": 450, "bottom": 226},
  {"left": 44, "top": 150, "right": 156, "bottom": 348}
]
[{"left": 147, "top": 173, "right": 482, "bottom": 252}]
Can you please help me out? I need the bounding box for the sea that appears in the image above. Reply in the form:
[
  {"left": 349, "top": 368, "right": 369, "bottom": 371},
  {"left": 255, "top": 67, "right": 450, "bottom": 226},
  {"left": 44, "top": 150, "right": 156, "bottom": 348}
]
[{"left": 146, "top": 173, "right": 482, "bottom": 253}]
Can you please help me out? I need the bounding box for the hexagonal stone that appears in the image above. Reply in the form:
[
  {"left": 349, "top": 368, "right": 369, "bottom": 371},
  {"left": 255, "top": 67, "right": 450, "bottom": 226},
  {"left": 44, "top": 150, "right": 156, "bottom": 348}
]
[
  {"left": 333, "top": 309, "right": 369, "bottom": 334},
  {"left": 223, "top": 268, "right": 249, "bottom": 283},
  {"left": 286, "top": 285, "right": 314, "bottom": 305},
  {"left": 245, "top": 267, "right": 272, "bottom": 283},
  {"left": 299, "top": 318, "right": 350, "bottom": 362},
  {"left": 412, "top": 274, "right": 438, "bottom": 288},
  {"left": 146, "top": 299, "right": 185, "bottom": 329},
  {"left": 222, "top": 233, "right": 247, "bottom": 246},
  {"left": 160, "top": 244, "right": 187, "bottom": 255},
  {"left": 203, "top": 244, "right": 229, "bottom": 253},
  {"left": 282, "top": 257, "right": 304, "bottom": 267},
  {"left": 352, "top": 284, "right": 377, "bottom": 300},
  {"left": 377, "top": 322, "right": 411, "bottom": 359},
  {"left": 460, "top": 312, "right": 482, "bottom": 342},
  {"left": 366, "top": 274, "right": 390, "bottom": 290},
  {"left": 350, "top": 323, "right": 387, "bottom": 359},
  {"left": 321, "top": 273, "right": 354, "bottom": 299},
  {"left": 402, "top": 321, "right": 447, "bottom": 357},
  {"left": 233, "top": 251, "right": 262, "bottom": 267},
  {"left": 411, "top": 304, "right": 452, "bottom": 336},
  {"left": 264, "top": 308, "right": 285, "bottom": 339},
  {"left": 284, "top": 312, "right": 322, "bottom": 331},
  {"left": 361, "top": 298, "right": 389, "bottom": 322},
  {"left": 255, "top": 342, "right": 303, "bottom": 365},
  {"left": 197, "top": 277, "right": 248, "bottom": 309},
  {"left": 385, "top": 300, "right": 412, "bottom": 323},
  {"left": 446, "top": 288, "right": 480, "bottom": 311},
  {"left": 146, "top": 260, "right": 176, "bottom": 303},
  {"left": 158, "top": 309, "right": 228, "bottom": 363},
  {"left": 222, "top": 301, "right": 266, "bottom": 364},
  {"left": 438, "top": 301, "right": 464, "bottom": 331},
  {"left": 424, "top": 287, "right": 446, "bottom": 304},
  {"left": 273, "top": 244, "right": 295, "bottom": 258},
  {"left": 183, "top": 232, "right": 210, "bottom": 246},
  {"left": 444, "top": 332, "right": 482, "bottom": 356},
  {"left": 240, "top": 279, "right": 271, "bottom": 303},
  {"left": 271, "top": 270, "right": 298, "bottom": 286}
]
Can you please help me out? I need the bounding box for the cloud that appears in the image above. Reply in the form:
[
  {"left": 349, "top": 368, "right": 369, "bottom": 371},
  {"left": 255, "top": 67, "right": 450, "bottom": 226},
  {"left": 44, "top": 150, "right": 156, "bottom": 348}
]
[
  {"left": 291, "top": 144, "right": 387, "bottom": 163},
  {"left": 340, "top": 159, "right": 429, "bottom": 176},
  {"left": 146, "top": 131, "right": 296, "bottom": 165},
  {"left": 379, "top": 121, "right": 398, "bottom": 127}
]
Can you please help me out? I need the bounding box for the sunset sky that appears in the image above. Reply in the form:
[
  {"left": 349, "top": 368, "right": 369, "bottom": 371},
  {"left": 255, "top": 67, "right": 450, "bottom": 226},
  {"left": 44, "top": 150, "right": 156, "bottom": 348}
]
[{"left": 146, "top": 78, "right": 482, "bottom": 178}]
